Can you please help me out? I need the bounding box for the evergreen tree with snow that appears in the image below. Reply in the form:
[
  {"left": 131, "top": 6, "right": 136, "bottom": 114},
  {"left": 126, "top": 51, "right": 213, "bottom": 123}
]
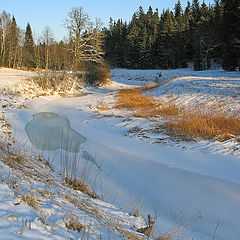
[{"left": 23, "top": 23, "right": 35, "bottom": 68}]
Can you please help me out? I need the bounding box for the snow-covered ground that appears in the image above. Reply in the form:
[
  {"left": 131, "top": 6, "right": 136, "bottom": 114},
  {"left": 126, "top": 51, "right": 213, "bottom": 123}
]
[
  {"left": 0, "top": 68, "right": 148, "bottom": 240},
  {"left": 1, "top": 67, "right": 240, "bottom": 239}
]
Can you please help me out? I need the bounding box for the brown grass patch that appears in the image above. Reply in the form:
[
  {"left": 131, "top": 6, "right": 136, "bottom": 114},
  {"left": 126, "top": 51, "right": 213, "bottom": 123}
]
[
  {"left": 167, "top": 112, "right": 240, "bottom": 141},
  {"left": 64, "top": 177, "right": 97, "bottom": 199},
  {"left": 116, "top": 88, "right": 179, "bottom": 118},
  {"left": 65, "top": 215, "right": 86, "bottom": 232},
  {"left": 21, "top": 194, "right": 40, "bottom": 209},
  {"left": 4, "top": 153, "right": 25, "bottom": 169},
  {"left": 116, "top": 88, "right": 156, "bottom": 110},
  {"left": 116, "top": 87, "right": 240, "bottom": 142}
]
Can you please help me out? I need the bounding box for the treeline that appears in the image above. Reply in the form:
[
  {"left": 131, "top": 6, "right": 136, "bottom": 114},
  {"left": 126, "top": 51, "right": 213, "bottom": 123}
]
[
  {"left": 0, "top": 12, "right": 64, "bottom": 69},
  {"left": 1, "top": 1, "right": 239, "bottom": 72},
  {"left": 104, "top": 0, "right": 240, "bottom": 71},
  {"left": 0, "top": 8, "right": 105, "bottom": 72}
]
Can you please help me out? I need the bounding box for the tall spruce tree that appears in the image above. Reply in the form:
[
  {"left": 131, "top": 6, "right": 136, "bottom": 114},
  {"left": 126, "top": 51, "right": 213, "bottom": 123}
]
[
  {"left": 222, "top": 0, "right": 240, "bottom": 70},
  {"left": 8, "top": 16, "right": 18, "bottom": 68},
  {"left": 104, "top": 1, "right": 238, "bottom": 71},
  {"left": 23, "top": 23, "right": 35, "bottom": 68}
]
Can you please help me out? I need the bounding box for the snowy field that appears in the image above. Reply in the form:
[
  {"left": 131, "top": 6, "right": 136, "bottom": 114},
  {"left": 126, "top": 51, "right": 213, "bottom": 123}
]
[{"left": 1, "top": 67, "right": 240, "bottom": 239}]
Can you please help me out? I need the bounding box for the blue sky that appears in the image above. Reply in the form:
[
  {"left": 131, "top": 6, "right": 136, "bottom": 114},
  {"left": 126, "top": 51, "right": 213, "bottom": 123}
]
[{"left": 1, "top": 0, "right": 213, "bottom": 40}]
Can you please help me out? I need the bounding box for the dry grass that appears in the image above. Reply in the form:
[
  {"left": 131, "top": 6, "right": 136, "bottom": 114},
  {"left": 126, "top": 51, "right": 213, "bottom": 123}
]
[
  {"left": 64, "top": 177, "right": 97, "bottom": 199},
  {"left": 30, "top": 71, "right": 84, "bottom": 94},
  {"left": 116, "top": 87, "right": 240, "bottom": 142},
  {"left": 3, "top": 153, "right": 25, "bottom": 169},
  {"left": 135, "top": 103, "right": 179, "bottom": 118},
  {"left": 167, "top": 112, "right": 240, "bottom": 141},
  {"left": 21, "top": 194, "right": 40, "bottom": 209},
  {"left": 115, "top": 88, "right": 179, "bottom": 118},
  {"left": 97, "top": 102, "right": 109, "bottom": 112},
  {"left": 65, "top": 215, "right": 86, "bottom": 233},
  {"left": 116, "top": 88, "right": 156, "bottom": 110}
]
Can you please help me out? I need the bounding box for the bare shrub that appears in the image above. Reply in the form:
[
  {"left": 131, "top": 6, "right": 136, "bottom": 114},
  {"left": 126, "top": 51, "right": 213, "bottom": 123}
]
[
  {"left": 85, "top": 63, "right": 111, "bottom": 86},
  {"left": 29, "top": 71, "right": 84, "bottom": 95}
]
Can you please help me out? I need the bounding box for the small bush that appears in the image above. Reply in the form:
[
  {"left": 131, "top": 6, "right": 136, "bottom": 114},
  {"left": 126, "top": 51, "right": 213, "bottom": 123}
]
[
  {"left": 85, "top": 63, "right": 111, "bottom": 86},
  {"left": 30, "top": 71, "right": 84, "bottom": 95}
]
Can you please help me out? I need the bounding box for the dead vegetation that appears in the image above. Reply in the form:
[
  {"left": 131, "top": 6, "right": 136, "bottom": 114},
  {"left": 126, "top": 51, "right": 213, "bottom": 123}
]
[
  {"left": 116, "top": 88, "right": 179, "bottom": 118},
  {"left": 115, "top": 87, "right": 240, "bottom": 142},
  {"left": 65, "top": 215, "right": 86, "bottom": 232},
  {"left": 64, "top": 177, "right": 97, "bottom": 199},
  {"left": 167, "top": 112, "right": 240, "bottom": 141},
  {"left": 3, "top": 153, "right": 25, "bottom": 168},
  {"left": 21, "top": 194, "right": 40, "bottom": 209},
  {"left": 26, "top": 71, "right": 84, "bottom": 96}
]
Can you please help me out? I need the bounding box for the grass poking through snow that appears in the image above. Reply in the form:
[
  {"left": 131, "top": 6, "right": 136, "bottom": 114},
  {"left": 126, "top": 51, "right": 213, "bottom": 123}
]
[
  {"left": 115, "top": 87, "right": 240, "bottom": 142},
  {"left": 167, "top": 112, "right": 240, "bottom": 141},
  {"left": 65, "top": 215, "right": 86, "bottom": 233},
  {"left": 116, "top": 88, "right": 179, "bottom": 118},
  {"left": 64, "top": 177, "right": 97, "bottom": 199},
  {"left": 21, "top": 194, "right": 40, "bottom": 209}
]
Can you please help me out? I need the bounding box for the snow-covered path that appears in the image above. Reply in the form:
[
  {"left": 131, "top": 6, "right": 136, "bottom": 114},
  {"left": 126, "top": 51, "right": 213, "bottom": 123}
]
[{"left": 8, "top": 93, "right": 240, "bottom": 240}]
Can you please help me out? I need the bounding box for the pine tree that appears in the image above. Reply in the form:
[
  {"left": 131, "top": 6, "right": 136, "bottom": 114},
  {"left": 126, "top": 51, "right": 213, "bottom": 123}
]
[
  {"left": 7, "top": 16, "right": 19, "bottom": 68},
  {"left": 222, "top": 0, "right": 240, "bottom": 70},
  {"left": 23, "top": 23, "right": 35, "bottom": 68}
]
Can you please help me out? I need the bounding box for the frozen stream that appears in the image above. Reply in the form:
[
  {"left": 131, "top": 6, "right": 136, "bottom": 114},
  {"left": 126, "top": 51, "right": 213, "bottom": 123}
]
[{"left": 7, "top": 96, "right": 240, "bottom": 240}]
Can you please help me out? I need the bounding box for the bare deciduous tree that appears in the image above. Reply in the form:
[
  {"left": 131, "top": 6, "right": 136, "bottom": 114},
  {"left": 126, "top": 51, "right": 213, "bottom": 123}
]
[
  {"left": 42, "top": 26, "right": 54, "bottom": 69},
  {"left": 65, "top": 7, "right": 105, "bottom": 69}
]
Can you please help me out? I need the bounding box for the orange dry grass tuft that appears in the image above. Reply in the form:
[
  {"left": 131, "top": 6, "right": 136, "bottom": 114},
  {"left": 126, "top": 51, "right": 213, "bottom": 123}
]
[
  {"left": 116, "top": 88, "right": 156, "bottom": 110},
  {"left": 135, "top": 103, "right": 179, "bottom": 118},
  {"left": 167, "top": 112, "right": 240, "bottom": 141},
  {"left": 115, "top": 87, "right": 240, "bottom": 142},
  {"left": 116, "top": 88, "right": 179, "bottom": 118}
]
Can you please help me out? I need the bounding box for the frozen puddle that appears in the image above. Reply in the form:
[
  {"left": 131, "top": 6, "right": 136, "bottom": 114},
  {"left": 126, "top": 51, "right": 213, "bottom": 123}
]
[{"left": 25, "top": 112, "right": 86, "bottom": 153}]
